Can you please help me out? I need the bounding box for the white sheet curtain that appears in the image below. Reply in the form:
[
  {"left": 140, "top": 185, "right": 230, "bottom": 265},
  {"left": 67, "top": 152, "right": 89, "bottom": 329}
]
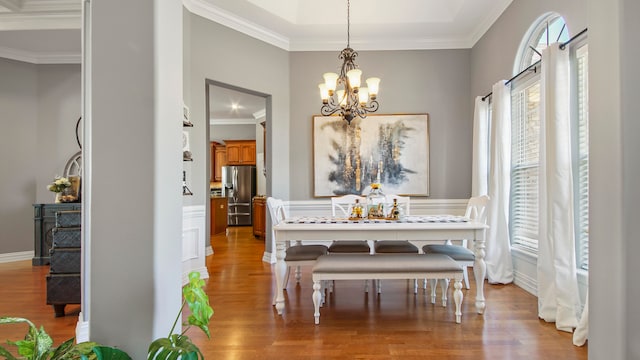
[
  {"left": 472, "top": 96, "right": 489, "bottom": 197},
  {"left": 485, "top": 81, "right": 514, "bottom": 284},
  {"left": 537, "top": 43, "right": 581, "bottom": 333}
]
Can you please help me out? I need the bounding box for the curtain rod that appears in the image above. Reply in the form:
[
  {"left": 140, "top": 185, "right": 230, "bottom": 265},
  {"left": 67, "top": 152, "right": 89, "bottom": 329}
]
[{"left": 481, "top": 27, "right": 588, "bottom": 102}]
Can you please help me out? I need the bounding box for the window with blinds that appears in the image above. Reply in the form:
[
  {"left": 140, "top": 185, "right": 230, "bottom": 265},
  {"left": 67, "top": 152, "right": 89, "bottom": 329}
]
[
  {"left": 575, "top": 44, "right": 589, "bottom": 270},
  {"left": 510, "top": 78, "right": 541, "bottom": 252}
]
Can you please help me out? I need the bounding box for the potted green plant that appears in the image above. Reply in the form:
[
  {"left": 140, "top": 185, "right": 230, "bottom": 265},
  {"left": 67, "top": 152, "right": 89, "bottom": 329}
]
[{"left": 1, "top": 271, "right": 213, "bottom": 360}]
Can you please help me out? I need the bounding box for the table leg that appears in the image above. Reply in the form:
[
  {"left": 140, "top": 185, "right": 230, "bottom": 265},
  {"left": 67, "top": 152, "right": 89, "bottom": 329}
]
[
  {"left": 473, "top": 230, "right": 486, "bottom": 314},
  {"left": 274, "top": 241, "right": 287, "bottom": 315}
]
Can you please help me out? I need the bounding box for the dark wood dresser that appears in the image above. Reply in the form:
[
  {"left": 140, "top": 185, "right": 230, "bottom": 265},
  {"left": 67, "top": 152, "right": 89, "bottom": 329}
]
[
  {"left": 33, "top": 203, "right": 81, "bottom": 265},
  {"left": 46, "top": 209, "right": 81, "bottom": 317}
]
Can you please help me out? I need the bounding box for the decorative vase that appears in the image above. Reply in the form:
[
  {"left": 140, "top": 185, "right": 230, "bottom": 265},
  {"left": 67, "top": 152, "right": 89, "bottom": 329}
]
[
  {"left": 366, "top": 184, "right": 385, "bottom": 219},
  {"left": 350, "top": 198, "right": 365, "bottom": 219},
  {"left": 54, "top": 192, "right": 63, "bottom": 203}
]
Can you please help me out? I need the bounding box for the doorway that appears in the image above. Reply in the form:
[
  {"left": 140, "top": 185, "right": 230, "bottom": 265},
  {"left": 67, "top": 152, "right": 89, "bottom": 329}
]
[{"left": 205, "top": 79, "right": 271, "bottom": 254}]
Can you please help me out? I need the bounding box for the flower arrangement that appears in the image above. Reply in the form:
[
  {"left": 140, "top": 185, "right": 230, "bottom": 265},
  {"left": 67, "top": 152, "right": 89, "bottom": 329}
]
[{"left": 47, "top": 176, "right": 71, "bottom": 193}]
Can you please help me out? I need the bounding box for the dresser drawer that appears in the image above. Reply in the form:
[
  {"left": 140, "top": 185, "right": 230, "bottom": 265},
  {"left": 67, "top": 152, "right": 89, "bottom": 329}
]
[
  {"left": 56, "top": 210, "right": 81, "bottom": 228},
  {"left": 46, "top": 274, "right": 81, "bottom": 304},
  {"left": 52, "top": 227, "right": 81, "bottom": 248},
  {"left": 49, "top": 248, "right": 81, "bottom": 273}
]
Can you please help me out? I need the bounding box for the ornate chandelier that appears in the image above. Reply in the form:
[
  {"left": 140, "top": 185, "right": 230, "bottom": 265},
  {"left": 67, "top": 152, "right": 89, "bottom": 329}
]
[{"left": 318, "top": 0, "right": 380, "bottom": 125}]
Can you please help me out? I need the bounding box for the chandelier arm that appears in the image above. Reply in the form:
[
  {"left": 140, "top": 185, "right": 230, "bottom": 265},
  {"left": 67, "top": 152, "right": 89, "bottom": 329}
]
[
  {"left": 361, "top": 100, "right": 379, "bottom": 113},
  {"left": 320, "top": 103, "right": 343, "bottom": 117}
]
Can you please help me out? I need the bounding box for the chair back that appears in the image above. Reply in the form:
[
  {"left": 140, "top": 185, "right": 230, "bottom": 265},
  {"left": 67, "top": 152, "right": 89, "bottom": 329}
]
[
  {"left": 465, "top": 195, "right": 489, "bottom": 224},
  {"left": 384, "top": 194, "right": 411, "bottom": 216},
  {"left": 267, "top": 197, "right": 287, "bottom": 227},
  {"left": 331, "top": 194, "right": 366, "bottom": 217}
]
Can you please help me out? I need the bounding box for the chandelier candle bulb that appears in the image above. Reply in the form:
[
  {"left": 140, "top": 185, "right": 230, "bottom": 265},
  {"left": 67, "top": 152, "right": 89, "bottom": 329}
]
[
  {"left": 366, "top": 77, "right": 380, "bottom": 98},
  {"left": 319, "top": 84, "right": 329, "bottom": 103},
  {"left": 323, "top": 72, "right": 338, "bottom": 94},
  {"left": 347, "top": 69, "right": 362, "bottom": 88},
  {"left": 358, "top": 88, "right": 369, "bottom": 105}
]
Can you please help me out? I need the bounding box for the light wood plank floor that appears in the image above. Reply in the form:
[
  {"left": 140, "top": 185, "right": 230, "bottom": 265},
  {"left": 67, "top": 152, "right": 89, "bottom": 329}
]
[{"left": 0, "top": 227, "right": 587, "bottom": 359}]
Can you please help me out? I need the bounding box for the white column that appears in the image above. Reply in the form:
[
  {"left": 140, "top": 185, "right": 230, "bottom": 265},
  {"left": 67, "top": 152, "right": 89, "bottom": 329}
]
[{"left": 83, "top": 0, "right": 183, "bottom": 357}]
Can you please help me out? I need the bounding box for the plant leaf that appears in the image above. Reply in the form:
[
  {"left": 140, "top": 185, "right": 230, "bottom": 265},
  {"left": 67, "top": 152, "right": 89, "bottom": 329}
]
[
  {"left": 50, "top": 337, "right": 75, "bottom": 360},
  {"left": 182, "top": 272, "right": 213, "bottom": 338},
  {"left": 33, "top": 325, "right": 54, "bottom": 360},
  {"left": 91, "top": 345, "right": 132, "bottom": 360},
  {"left": 147, "top": 334, "right": 202, "bottom": 360}
]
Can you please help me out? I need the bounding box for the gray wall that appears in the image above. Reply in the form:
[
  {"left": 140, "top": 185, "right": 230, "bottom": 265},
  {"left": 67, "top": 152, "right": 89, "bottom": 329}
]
[
  {"left": 0, "top": 58, "right": 80, "bottom": 255},
  {"left": 290, "top": 49, "right": 472, "bottom": 199},
  {"left": 210, "top": 124, "right": 256, "bottom": 144},
  {"left": 0, "top": 58, "right": 38, "bottom": 254},
  {"left": 185, "top": 12, "right": 290, "bottom": 207},
  {"left": 470, "top": 0, "right": 587, "bottom": 100}
]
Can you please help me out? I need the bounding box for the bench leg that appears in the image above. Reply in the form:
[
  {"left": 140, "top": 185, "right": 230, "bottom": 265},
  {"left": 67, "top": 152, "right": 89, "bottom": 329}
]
[
  {"left": 441, "top": 279, "right": 450, "bottom": 307},
  {"left": 313, "top": 280, "right": 322, "bottom": 325},
  {"left": 453, "top": 279, "right": 463, "bottom": 324},
  {"left": 429, "top": 279, "right": 437, "bottom": 304}
]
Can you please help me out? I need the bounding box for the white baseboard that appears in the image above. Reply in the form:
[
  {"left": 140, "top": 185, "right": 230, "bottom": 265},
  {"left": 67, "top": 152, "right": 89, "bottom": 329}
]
[
  {"left": 0, "top": 251, "right": 34, "bottom": 263},
  {"left": 262, "top": 251, "right": 275, "bottom": 264},
  {"left": 182, "top": 266, "right": 210, "bottom": 285},
  {"left": 75, "top": 313, "right": 89, "bottom": 343}
]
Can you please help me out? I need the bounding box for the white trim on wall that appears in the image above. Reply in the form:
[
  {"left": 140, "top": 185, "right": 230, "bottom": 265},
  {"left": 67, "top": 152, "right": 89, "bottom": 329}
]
[
  {"left": 0, "top": 251, "right": 33, "bottom": 263},
  {"left": 182, "top": 205, "right": 209, "bottom": 284}
]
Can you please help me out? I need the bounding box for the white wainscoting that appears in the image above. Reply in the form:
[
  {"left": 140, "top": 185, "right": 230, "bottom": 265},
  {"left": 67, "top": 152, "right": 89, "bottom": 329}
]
[
  {"left": 511, "top": 247, "right": 589, "bottom": 312},
  {"left": 182, "top": 205, "right": 209, "bottom": 284},
  {"left": 262, "top": 198, "right": 469, "bottom": 264}
]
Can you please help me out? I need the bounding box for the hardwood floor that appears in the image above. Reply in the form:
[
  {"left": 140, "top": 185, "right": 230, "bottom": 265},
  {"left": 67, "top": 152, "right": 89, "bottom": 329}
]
[{"left": 0, "top": 227, "right": 587, "bottom": 359}]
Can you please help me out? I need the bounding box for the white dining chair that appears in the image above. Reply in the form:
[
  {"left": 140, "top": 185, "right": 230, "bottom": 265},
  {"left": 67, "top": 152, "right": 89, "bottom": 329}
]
[
  {"left": 422, "top": 195, "right": 489, "bottom": 290},
  {"left": 372, "top": 194, "right": 420, "bottom": 294},
  {"left": 328, "top": 194, "right": 371, "bottom": 254},
  {"left": 327, "top": 194, "right": 372, "bottom": 292},
  {"left": 267, "top": 197, "right": 328, "bottom": 302},
  {"left": 373, "top": 194, "right": 418, "bottom": 254}
]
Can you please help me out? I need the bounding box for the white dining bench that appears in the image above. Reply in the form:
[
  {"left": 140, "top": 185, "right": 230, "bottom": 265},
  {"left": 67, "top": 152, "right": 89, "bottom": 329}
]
[{"left": 311, "top": 253, "right": 465, "bottom": 325}]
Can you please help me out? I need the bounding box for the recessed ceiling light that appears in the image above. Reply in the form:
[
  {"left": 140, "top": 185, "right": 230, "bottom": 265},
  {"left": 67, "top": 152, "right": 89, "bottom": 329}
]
[{"left": 231, "top": 103, "right": 239, "bottom": 111}]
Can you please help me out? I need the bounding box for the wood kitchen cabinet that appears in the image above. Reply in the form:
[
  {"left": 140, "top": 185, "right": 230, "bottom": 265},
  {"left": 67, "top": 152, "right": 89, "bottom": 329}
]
[
  {"left": 225, "top": 140, "right": 256, "bottom": 165},
  {"left": 252, "top": 196, "right": 266, "bottom": 239},
  {"left": 210, "top": 197, "right": 228, "bottom": 236},
  {"left": 210, "top": 142, "right": 227, "bottom": 182}
]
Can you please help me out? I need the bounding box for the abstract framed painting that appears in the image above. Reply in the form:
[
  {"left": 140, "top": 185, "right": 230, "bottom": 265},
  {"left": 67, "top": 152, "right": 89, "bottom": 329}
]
[{"left": 313, "top": 114, "right": 429, "bottom": 197}]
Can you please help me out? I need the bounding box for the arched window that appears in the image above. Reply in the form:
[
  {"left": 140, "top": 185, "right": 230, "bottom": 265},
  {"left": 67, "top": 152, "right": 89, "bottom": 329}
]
[
  {"left": 514, "top": 13, "right": 569, "bottom": 74},
  {"left": 509, "top": 13, "right": 589, "bottom": 271}
]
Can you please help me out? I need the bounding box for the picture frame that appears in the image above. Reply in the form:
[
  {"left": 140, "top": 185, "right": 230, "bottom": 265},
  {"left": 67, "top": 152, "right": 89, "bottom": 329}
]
[{"left": 313, "top": 113, "right": 430, "bottom": 197}]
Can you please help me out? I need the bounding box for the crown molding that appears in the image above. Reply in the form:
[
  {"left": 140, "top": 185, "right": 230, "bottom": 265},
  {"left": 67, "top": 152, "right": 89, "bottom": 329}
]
[
  {"left": 183, "top": 0, "right": 290, "bottom": 51},
  {"left": 468, "top": 0, "right": 513, "bottom": 47},
  {"left": 0, "top": 11, "right": 80, "bottom": 30},
  {"left": 0, "top": 45, "right": 80, "bottom": 64},
  {"left": 182, "top": 0, "right": 512, "bottom": 51},
  {"left": 253, "top": 109, "right": 266, "bottom": 120},
  {"left": 0, "top": 0, "right": 22, "bottom": 12}
]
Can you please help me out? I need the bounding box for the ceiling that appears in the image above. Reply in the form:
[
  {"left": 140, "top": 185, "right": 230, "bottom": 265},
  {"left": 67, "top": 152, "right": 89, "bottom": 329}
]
[
  {"left": 0, "top": 0, "right": 513, "bottom": 120},
  {"left": 208, "top": 85, "right": 266, "bottom": 124}
]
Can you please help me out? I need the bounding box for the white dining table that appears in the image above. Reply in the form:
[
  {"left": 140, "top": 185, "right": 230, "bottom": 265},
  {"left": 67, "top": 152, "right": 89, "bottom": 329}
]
[{"left": 272, "top": 215, "right": 489, "bottom": 316}]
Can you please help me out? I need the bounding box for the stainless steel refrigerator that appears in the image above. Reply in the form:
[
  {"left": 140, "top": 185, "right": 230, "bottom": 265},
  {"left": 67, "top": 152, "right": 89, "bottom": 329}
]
[{"left": 222, "top": 165, "right": 256, "bottom": 226}]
